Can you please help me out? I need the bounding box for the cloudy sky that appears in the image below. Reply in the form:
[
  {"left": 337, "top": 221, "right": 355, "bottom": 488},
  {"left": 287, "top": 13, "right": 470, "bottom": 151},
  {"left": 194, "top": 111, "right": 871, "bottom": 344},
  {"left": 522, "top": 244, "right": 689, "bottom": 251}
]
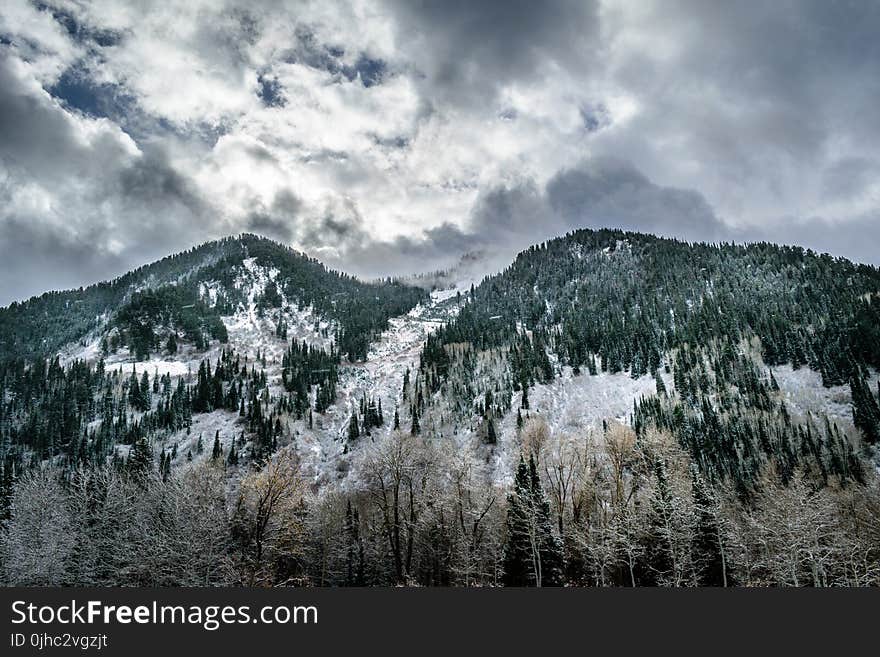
[{"left": 1, "top": 0, "right": 879, "bottom": 304}]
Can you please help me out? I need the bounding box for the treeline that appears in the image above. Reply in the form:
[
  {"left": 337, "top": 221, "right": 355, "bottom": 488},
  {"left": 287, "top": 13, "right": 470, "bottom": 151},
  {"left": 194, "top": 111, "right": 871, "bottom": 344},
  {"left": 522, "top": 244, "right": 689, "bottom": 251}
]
[{"left": 3, "top": 424, "right": 878, "bottom": 587}]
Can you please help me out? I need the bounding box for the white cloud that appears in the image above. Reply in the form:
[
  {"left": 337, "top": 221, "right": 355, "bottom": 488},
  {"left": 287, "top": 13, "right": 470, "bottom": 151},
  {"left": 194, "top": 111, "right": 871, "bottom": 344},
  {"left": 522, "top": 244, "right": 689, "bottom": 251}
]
[{"left": 1, "top": 0, "right": 879, "bottom": 305}]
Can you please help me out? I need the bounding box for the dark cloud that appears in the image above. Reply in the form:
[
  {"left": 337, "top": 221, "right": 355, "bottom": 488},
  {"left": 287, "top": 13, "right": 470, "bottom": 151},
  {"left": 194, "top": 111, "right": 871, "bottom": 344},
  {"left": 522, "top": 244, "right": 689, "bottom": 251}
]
[
  {"left": 384, "top": 0, "right": 599, "bottom": 103},
  {"left": 3, "top": 0, "right": 880, "bottom": 307},
  {"left": 821, "top": 157, "right": 880, "bottom": 201},
  {"left": 746, "top": 213, "right": 880, "bottom": 269},
  {"left": 246, "top": 213, "right": 294, "bottom": 242},
  {"left": 0, "top": 55, "right": 212, "bottom": 304},
  {"left": 600, "top": 1, "right": 880, "bottom": 218},
  {"left": 0, "top": 218, "right": 128, "bottom": 305},
  {"left": 546, "top": 158, "right": 726, "bottom": 242},
  {"left": 304, "top": 158, "right": 728, "bottom": 280}
]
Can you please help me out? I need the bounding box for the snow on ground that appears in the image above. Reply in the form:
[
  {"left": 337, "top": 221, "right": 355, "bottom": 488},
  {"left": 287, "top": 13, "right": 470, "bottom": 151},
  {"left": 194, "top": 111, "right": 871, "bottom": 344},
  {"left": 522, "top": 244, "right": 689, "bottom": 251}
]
[
  {"left": 292, "top": 289, "right": 461, "bottom": 484},
  {"left": 52, "top": 257, "right": 874, "bottom": 487},
  {"left": 485, "top": 367, "right": 670, "bottom": 485},
  {"left": 105, "top": 359, "right": 191, "bottom": 377},
  {"left": 772, "top": 364, "right": 878, "bottom": 429}
]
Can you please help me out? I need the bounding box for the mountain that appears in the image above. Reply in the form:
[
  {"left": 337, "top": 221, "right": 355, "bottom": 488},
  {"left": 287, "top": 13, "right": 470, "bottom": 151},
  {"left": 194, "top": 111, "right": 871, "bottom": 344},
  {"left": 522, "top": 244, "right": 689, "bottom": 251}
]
[
  {"left": 1, "top": 229, "right": 879, "bottom": 587},
  {"left": 417, "top": 229, "right": 880, "bottom": 488},
  {"left": 0, "top": 233, "right": 426, "bottom": 363}
]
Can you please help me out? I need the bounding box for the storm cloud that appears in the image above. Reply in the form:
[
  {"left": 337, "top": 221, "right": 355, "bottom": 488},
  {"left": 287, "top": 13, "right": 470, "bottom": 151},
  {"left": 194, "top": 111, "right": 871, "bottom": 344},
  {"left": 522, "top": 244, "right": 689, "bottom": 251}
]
[{"left": 1, "top": 0, "right": 879, "bottom": 305}]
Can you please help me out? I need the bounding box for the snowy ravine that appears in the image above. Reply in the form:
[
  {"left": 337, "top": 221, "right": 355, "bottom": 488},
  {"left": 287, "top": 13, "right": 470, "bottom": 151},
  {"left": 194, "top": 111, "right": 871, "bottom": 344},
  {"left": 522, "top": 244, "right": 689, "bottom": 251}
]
[{"left": 289, "top": 288, "right": 460, "bottom": 485}]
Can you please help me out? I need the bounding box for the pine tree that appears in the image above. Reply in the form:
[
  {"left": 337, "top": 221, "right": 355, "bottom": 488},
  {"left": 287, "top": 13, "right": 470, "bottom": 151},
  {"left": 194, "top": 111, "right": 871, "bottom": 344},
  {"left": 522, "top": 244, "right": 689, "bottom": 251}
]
[
  {"left": 212, "top": 431, "right": 222, "bottom": 460},
  {"left": 128, "top": 367, "right": 141, "bottom": 409},
  {"left": 486, "top": 418, "right": 497, "bottom": 445},
  {"left": 344, "top": 500, "right": 365, "bottom": 586},
  {"left": 655, "top": 369, "right": 667, "bottom": 395},
  {"left": 348, "top": 413, "right": 360, "bottom": 440},
  {"left": 140, "top": 370, "right": 151, "bottom": 410},
  {"left": 691, "top": 466, "right": 728, "bottom": 586},
  {"left": 850, "top": 368, "right": 880, "bottom": 444},
  {"left": 503, "top": 455, "right": 564, "bottom": 586},
  {"left": 128, "top": 436, "right": 153, "bottom": 478}
]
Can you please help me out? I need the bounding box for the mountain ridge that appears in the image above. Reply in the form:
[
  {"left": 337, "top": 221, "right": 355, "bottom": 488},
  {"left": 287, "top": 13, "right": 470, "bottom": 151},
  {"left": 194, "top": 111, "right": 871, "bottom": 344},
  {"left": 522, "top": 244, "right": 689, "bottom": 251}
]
[{"left": 2, "top": 227, "right": 880, "bottom": 587}]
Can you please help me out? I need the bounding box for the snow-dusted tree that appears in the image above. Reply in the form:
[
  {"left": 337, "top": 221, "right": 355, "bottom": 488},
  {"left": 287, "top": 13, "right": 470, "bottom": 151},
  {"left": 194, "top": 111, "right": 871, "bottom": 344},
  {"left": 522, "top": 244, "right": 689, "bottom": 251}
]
[
  {"left": 1, "top": 468, "right": 74, "bottom": 585},
  {"left": 230, "top": 449, "right": 307, "bottom": 586},
  {"left": 361, "top": 431, "right": 434, "bottom": 584},
  {"left": 503, "top": 455, "right": 564, "bottom": 586}
]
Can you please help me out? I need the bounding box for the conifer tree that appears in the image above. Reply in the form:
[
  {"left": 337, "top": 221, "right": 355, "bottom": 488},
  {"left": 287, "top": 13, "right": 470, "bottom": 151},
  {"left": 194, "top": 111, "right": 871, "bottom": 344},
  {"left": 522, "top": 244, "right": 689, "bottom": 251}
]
[
  {"left": 212, "top": 431, "right": 222, "bottom": 460},
  {"left": 691, "top": 466, "right": 728, "bottom": 586},
  {"left": 128, "top": 436, "right": 153, "bottom": 478},
  {"left": 655, "top": 369, "right": 667, "bottom": 395},
  {"left": 503, "top": 455, "right": 563, "bottom": 586},
  {"left": 486, "top": 418, "right": 497, "bottom": 445},
  {"left": 850, "top": 368, "right": 880, "bottom": 444},
  {"left": 348, "top": 414, "right": 360, "bottom": 440}
]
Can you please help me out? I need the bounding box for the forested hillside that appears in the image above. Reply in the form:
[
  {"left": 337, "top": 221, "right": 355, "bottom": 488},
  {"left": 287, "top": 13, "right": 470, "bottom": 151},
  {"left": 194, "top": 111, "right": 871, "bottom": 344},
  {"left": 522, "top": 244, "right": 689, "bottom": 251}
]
[
  {"left": 422, "top": 229, "right": 880, "bottom": 387},
  {"left": 417, "top": 230, "right": 880, "bottom": 484},
  {"left": 0, "top": 234, "right": 425, "bottom": 364},
  {"left": 1, "top": 230, "right": 879, "bottom": 587}
]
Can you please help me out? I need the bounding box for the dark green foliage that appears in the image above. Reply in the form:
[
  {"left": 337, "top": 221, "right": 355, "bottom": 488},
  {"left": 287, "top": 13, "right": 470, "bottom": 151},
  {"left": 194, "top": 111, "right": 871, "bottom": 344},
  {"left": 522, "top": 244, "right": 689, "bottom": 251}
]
[
  {"left": 421, "top": 229, "right": 880, "bottom": 392},
  {"left": 344, "top": 500, "right": 365, "bottom": 586},
  {"left": 485, "top": 418, "right": 497, "bottom": 445},
  {"left": 633, "top": 339, "right": 863, "bottom": 489},
  {"left": 113, "top": 284, "right": 228, "bottom": 360},
  {"left": 0, "top": 234, "right": 425, "bottom": 365},
  {"left": 127, "top": 436, "right": 153, "bottom": 477},
  {"left": 691, "top": 466, "right": 729, "bottom": 586},
  {"left": 850, "top": 367, "right": 880, "bottom": 444},
  {"left": 410, "top": 408, "right": 420, "bottom": 435},
  {"left": 348, "top": 414, "right": 360, "bottom": 440},
  {"left": 212, "top": 432, "right": 222, "bottom": 461},
  {"left": 503, "top": 455, "right": 564, "bottom": 586},
  {"left": 281, "top": 338, "right": 338, "bottom": 416}
]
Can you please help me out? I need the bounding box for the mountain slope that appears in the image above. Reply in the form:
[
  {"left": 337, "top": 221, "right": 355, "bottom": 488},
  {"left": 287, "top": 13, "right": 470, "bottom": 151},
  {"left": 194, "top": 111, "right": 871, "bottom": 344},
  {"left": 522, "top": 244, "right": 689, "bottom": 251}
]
[
  {"left": 0, "top": 234, "right": 426, "bottom": 363},
  {"left": 2, "top": 229, "right": 880, "bottom": 587},
  {"left": 415, "top": 229, "right": 880, "bottom": 489}
]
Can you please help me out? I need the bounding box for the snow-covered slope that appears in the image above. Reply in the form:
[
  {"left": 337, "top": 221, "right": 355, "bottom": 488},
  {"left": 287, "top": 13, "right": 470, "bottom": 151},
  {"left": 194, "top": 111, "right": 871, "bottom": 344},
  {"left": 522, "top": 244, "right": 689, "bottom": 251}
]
[{"left": 52, "top": 254, "right": 877, "bottom": 491}]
